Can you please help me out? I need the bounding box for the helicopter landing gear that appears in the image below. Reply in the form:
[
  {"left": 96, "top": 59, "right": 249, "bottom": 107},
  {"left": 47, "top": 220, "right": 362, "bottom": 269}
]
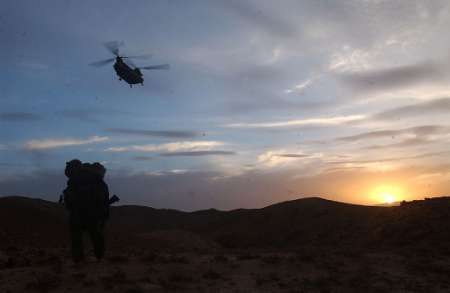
[
  {"left": 129, "top": 84, "right": 132, "bottom": 88},
  {"left": 141, "top": 83, "right": 144, "bottom": 86}
]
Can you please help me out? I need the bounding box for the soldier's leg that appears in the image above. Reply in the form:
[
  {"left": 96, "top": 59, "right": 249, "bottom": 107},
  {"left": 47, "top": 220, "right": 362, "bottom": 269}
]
[
  {"left": 88, "top": 222, "right": 105, "bottom": 260},
  {"left": 70, "top": 222, "right": 84, "bottom": 262}
]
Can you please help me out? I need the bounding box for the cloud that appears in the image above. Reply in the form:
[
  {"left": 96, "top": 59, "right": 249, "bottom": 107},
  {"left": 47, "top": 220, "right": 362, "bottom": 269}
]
[
  {"left": 364, "top": 137, "right": 434, "bottom": 150},
  {"left": 216, "top": 65, "right": 319, "bottom": 114},
  {"left": 337, "top": 60, "right": 447, "bottom": 93},
  {"left": 3, "top": 162, "right": 448, "bottom": 210},
  {"left": 222, "top": 0, "right": 297, "bottom": 38},
  {"left": 105, "top": 141, "right": 225, "bottom": 153},
  {"left": 106, "top": 128, "right": 200, "bottom": 139},
  {"left": 284, "top": 78, "right": 313, "bottom": 94},
  {"left": 0, "top": 112, "right": 41, "bottom": 122},
  {"left": 24, "top": 136, "right": 108, "bottom": 150},
  {"left": 336, "top": 125, "right": 450, "bottom": 142},
  {"left": 333, "top": 124, "right": 450, "bottom": 150},
  {"left": 329, "top": 48, "right": 378, "bottom": 73},
  {"left": 61, "top": 109, "right": 101, "bottom": 123},
  {"left": 0, "top": 167, "right": 316, "bottom": 210},
  {"left": 59, "top": 108, "right": 134, "bottom": 124},
  {"left": 373, "top": 98, "right": 450, "bottom": 120},
  {"left": 133, "top": 156, "right": 154, "bottom": 161},
  {"left": 160, "top": 151, "right": 236, "bottom": 157},
  {"left": 222, "top": 96, "right": 324, "bottom": 115},
  {"left": 276, "top": 154, "right": 310, "bottom": 158},
  {"left": 257, "top": 150, "right": 317, "bottom": 169},
  {"left": 225, "top": 115, "right": 365, "bottom": 128},
  {"left": 5, "top": 1, "right": 450, "bottom": 208},
  {"left": 326, "top": 150, "right": 450, "bottom": 165}
]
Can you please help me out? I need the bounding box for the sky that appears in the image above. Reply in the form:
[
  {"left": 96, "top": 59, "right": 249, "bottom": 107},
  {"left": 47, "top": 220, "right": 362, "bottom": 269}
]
[{"left": 1, "top": 0, "right": 450, "bottom": 210}]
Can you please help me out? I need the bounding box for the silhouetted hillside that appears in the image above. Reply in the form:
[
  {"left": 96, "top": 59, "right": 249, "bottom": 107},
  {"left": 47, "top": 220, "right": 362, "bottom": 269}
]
[{"left": 1, "top": 196, "right": 449, "bottom": 254}]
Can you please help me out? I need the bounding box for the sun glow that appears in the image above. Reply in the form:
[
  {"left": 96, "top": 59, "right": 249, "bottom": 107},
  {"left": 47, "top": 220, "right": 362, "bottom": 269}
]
[
  {"left": 381, "top": 192, "right": 395, "bottom": 204},
  {"left": 371, "top": 185, "right": 403, "bottom": 205}
]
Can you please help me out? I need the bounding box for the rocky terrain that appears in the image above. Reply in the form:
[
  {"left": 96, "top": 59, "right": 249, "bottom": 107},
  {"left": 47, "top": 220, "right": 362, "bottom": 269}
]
[{"left": 1, "top": 196, "right": 449, "bottom": 292}]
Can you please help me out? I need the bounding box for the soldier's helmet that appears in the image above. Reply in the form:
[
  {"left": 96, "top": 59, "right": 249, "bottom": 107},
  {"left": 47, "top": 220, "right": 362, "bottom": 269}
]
[{"left": 65, "top": 159, "right": 82, "bottom": 178}]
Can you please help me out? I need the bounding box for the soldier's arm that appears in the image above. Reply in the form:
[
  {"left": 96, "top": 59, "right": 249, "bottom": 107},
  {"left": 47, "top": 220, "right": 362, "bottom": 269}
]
[
  {"left": 103, "top": 182, "right": 110, "bottom": 204},
  {"left": 102, "top": 182, "right": 110, "bottom": 219}
]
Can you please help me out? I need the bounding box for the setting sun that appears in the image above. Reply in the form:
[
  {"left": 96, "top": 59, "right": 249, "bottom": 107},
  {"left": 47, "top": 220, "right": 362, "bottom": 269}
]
[
  {"left": 381, "top": 193, "right": 395, "bottom": 204},
  {"left": 371, "top": 185, "right": 403, "bottom": 205}
]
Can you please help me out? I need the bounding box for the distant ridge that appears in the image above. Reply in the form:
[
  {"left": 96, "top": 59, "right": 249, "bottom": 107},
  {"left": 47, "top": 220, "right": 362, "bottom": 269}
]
[
  {"left": 375, "top": 201, "right": 402, "bottom": 207},
  {"left": 1, "top": 195, "right": 449, "bottom": 252}
]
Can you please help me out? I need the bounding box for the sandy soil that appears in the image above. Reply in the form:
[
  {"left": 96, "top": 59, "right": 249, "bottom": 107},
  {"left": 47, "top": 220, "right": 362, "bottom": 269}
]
[{"left": 1, "top": 247, "right": 450, "bottom": 292}]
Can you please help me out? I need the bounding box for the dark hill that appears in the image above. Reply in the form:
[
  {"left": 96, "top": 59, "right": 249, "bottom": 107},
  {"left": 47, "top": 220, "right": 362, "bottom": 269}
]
[{"left": 1, "top": 196, "right": 449, "bottom": 253}]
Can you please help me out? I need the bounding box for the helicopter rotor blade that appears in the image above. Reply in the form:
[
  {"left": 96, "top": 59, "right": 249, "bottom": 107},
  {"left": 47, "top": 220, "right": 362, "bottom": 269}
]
[
  {"left": 104, "top": 41, "right": 124, "bottom": 56},
  {"left": 140, "top": 64, "right": 170, "bottom": 70},
  {"left": 124, "top": 54, "right": 152, "bottom": 60},
  {"left": 89, "top": 58, "right": 115, "bottom": 67}
]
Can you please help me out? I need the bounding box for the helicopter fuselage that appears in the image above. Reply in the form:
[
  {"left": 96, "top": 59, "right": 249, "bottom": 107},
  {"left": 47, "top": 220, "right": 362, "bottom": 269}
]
[{"left": 113, "top": 57, "right": 143, "bottom": 86}]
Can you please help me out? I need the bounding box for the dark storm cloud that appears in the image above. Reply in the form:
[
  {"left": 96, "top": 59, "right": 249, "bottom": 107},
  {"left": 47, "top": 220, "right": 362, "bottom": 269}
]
[
  {"left": 106, "top": 128, "right": 200, "bottom": 139},
  {"left": 337, "top": 125, "right": 450, "bottom": 142},
  {"left": 160, "top": 151, "right": 236, "bottom": 157},
  {"left": 373, "top": 98, "right": 450, "bottom": 120},
  {"left": 0, "top": 112, "right": 41, "bottom": 122},
  {"left": 337, "top": 61, "right": 445, "bottom": 92}
]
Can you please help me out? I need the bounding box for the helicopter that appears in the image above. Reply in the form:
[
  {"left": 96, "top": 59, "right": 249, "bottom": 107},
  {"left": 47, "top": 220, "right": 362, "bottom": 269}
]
[{"left": 89, "top": 41, "right": 170, "bottom": 87}]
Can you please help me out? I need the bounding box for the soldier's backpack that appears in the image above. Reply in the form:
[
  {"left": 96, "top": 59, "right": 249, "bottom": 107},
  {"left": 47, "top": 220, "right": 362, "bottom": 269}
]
[{"left": 65, "top": 162, "right": 109, "bottom": 221}]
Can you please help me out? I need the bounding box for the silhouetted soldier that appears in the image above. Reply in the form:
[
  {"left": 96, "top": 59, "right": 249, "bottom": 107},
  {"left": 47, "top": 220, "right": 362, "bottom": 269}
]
[{"left": 63, "top": 159, "right": 110, "bottom": 263}]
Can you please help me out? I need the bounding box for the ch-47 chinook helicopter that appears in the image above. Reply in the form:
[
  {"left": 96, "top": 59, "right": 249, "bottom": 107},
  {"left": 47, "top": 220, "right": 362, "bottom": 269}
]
[{"left": 89, "top": 41, "right": 170, "bottom": 87}]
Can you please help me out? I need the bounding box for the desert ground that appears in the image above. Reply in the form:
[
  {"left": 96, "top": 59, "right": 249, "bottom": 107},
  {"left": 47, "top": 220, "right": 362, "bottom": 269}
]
[
  {"left": 2, "top": 246, "right": 450, "bottom": 292},
  {"left": 1, "top": 196, "right": 449, "bottom": 292}
]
